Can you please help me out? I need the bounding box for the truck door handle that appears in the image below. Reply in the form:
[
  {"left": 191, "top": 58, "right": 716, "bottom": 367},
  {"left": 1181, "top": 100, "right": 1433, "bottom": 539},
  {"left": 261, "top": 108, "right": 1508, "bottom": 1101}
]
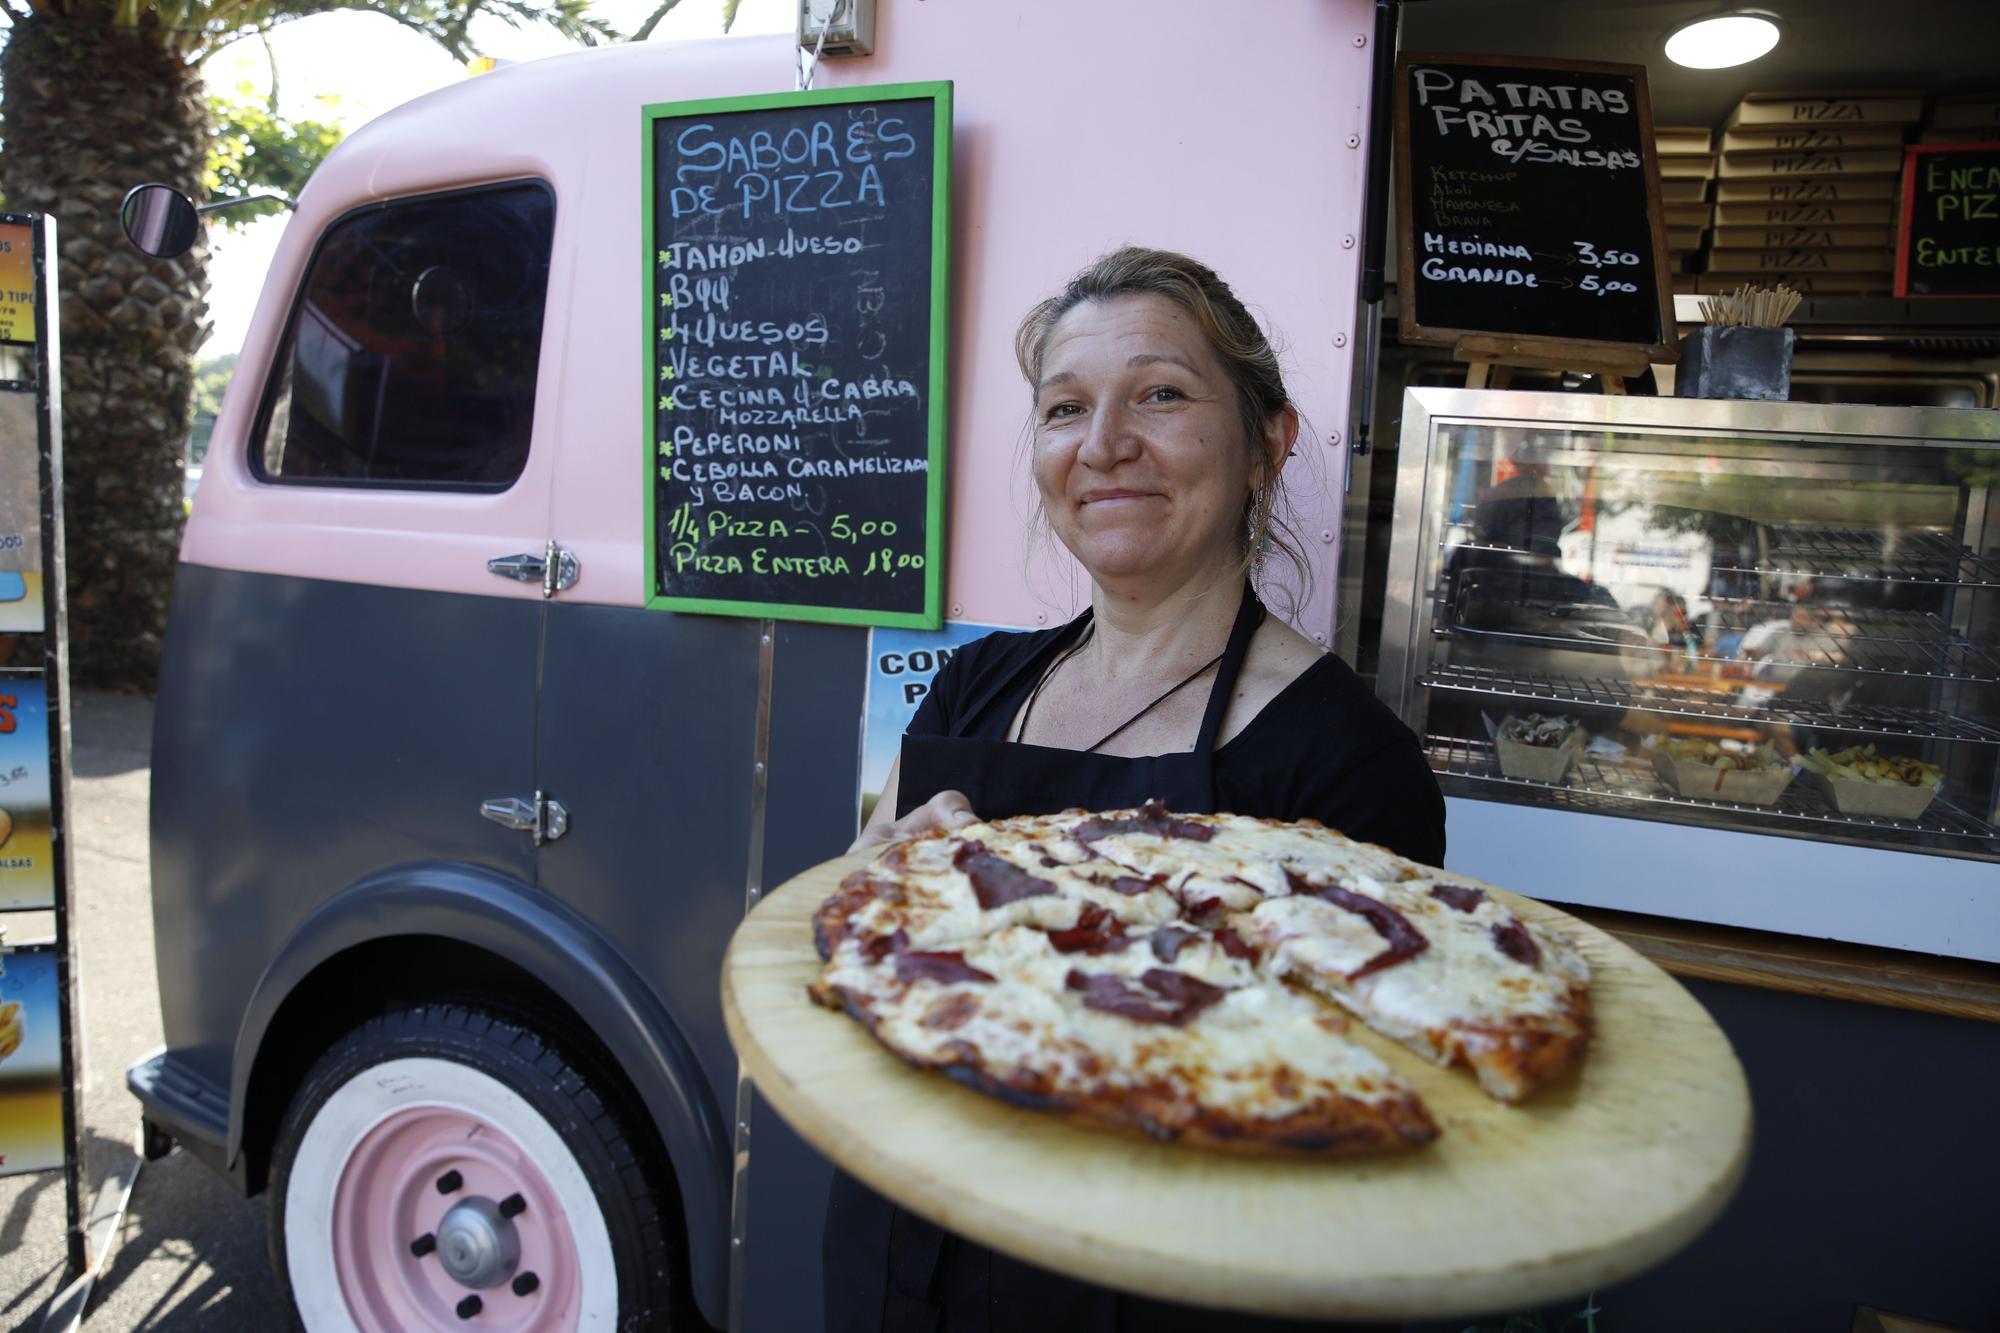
[
  {"left": 487, "top": 540, "right": 580, "bottom": 597},
  {"left": 480, "top": 793, "right": 569, "bottom": 845}
]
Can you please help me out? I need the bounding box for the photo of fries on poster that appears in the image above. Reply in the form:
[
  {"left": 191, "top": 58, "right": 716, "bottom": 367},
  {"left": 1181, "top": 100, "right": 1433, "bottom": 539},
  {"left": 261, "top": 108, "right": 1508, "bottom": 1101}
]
[{"left": 0, "top": 945, "right": 63, "bottom": 1177}]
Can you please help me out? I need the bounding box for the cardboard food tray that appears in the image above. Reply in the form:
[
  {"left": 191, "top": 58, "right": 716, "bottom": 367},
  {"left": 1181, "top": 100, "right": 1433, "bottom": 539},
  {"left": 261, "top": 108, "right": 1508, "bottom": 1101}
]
[
  {"left": 1652, "top": 751, "right": 1795, "bottom": 805},
  {"left": 1496, "top": 735, "right": 1578, "bottom": 782},
  {"left": 1801, "top": 768, "right": 1941, "bottom": 821}
]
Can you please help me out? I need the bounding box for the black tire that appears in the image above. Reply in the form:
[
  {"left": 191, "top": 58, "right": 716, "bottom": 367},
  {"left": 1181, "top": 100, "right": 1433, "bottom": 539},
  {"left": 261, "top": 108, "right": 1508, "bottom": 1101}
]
[{"left": 267, "top": 1004, "right": 686, "bottom": 1331}]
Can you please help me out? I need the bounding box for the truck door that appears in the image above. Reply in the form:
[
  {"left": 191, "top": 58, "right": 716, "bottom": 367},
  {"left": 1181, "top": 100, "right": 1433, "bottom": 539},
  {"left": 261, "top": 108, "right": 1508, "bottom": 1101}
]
[
  {"left": 536, "top": 450, "right": 868, "bottom": 1332},
  {"left": 152, "top": 180, "right": 562, "bottom": 1104}
]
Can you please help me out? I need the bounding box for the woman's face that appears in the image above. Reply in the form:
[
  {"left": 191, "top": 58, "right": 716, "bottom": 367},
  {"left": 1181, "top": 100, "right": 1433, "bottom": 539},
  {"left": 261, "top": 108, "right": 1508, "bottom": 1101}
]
[{"left": 1031, "top": 294, "right": 1275, "bottom": 590}]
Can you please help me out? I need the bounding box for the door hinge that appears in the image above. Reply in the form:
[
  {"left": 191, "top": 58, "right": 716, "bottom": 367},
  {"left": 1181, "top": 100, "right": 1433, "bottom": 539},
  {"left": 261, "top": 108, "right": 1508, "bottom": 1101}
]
[
  {"left": 480, "top": 792, "right": 570, "bottom": 845},
  {"left": 486, "top": 539, "right": 580, "bottom": 598}
]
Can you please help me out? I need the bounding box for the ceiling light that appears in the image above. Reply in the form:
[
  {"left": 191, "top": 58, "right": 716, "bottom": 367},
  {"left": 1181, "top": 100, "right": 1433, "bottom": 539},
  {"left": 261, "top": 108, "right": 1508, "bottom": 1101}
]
[{"left": 1664, "top": 11, "right": 1782, "bottom": 69}]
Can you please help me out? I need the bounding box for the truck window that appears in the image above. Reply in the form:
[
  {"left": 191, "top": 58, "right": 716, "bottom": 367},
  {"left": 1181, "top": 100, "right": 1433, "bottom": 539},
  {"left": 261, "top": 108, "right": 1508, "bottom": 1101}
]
[{"left": 250, "top": 180, "right": 555, "bottom": 490}]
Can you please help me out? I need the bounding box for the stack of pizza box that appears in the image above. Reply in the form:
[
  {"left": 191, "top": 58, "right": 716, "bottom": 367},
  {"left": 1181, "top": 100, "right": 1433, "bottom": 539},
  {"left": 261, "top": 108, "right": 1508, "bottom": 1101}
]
[
  {"left": 1697, "top": 91, "right": 1921, "bottom": 296},
  {"left": 1652, "top": 125, "right": 1715, "bottom": 293},
  {"left": 1919, "top": 92, "right": 2000, "bottom": 144}
]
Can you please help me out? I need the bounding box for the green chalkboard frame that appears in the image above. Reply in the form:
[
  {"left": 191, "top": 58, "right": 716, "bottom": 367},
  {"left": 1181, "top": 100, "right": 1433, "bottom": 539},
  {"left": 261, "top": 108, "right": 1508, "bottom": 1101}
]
[{"left": 640, "top": 80, "right": 951, "bottom": 628}]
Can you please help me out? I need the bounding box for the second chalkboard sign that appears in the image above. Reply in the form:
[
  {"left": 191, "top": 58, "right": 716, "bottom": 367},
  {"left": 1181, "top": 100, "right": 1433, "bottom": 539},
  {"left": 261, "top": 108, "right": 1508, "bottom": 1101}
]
[
  {"left": 1395, "top": 54, "right": 1675, "bottom": 360},
  {"left": 1896, "top": 142, "right": 2000, "bottom": 298},
  {"left": 643, "top": 82, "right": 950, "bottom": 628}
]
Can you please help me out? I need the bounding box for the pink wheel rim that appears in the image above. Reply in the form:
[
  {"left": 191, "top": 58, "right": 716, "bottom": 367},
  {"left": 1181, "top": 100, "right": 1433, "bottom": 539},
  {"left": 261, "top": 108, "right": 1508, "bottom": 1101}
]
[{"left": 330, "top": 1103, "right": 583, "bottom": 1331}]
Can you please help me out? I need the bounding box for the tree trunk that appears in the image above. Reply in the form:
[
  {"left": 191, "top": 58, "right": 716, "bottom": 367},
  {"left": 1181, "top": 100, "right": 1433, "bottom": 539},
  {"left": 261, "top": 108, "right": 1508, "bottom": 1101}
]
[{"left": 0, "top": 14, "right": 209, "bottom": 692}]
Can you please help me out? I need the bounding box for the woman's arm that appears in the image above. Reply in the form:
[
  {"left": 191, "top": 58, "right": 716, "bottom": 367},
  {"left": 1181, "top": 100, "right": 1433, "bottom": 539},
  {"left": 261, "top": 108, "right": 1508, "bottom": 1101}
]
[{"left": 849, "top": 753, "right": 977, "bottom": 853}]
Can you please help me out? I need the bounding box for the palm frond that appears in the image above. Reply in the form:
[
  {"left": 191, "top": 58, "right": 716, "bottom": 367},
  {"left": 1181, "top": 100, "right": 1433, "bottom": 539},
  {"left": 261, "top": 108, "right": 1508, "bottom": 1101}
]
[
  {"left": 481, "top": 0, "right": 615, "bottom": 47},
  {"left": 721, "top": 0, "right": 739, "bottom": 32},
  {"left": 628, "top": 0, "right": 681, "bottom": 43}
]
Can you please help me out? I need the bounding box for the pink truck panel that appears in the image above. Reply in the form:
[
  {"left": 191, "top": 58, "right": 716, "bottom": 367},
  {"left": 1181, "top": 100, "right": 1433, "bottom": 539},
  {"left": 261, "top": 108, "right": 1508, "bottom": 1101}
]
[
  {"left": 819, "top": 0, "right": 1376, "bottom": 642},
  {"left": 190, "top": 4, "right": 1377, "bottom": 639}
]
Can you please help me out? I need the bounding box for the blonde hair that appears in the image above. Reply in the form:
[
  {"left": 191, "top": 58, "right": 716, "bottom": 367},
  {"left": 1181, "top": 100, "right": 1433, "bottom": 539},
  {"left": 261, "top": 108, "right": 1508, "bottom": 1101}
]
[{"left": 1013, "top": 246, "right": 1312, "bottom": 609}]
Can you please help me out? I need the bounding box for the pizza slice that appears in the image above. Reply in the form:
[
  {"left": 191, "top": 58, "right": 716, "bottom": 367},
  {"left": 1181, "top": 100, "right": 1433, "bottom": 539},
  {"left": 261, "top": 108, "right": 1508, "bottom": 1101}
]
[{"left": 1230, "top": 869, "right": 1591, "bottom": 1103}]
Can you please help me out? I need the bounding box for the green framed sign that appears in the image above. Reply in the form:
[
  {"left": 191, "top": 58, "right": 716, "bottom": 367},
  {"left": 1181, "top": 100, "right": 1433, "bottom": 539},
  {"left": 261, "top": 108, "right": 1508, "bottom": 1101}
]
[{"left": 642, "top": 81, "right": 951, "bottom": 628}]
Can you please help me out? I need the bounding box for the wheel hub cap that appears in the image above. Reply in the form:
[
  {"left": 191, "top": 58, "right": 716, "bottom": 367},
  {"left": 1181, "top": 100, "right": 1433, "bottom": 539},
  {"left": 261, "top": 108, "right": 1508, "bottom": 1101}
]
[{"left": 436, "top": 1197, "right": 521, "bottom": 1290}]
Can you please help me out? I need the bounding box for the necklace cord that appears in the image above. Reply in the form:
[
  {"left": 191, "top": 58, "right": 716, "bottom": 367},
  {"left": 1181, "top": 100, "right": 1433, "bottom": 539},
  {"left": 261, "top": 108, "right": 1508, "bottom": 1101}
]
[{"left": 1012, "top": 623, "right": 1229, "bottom": 753}]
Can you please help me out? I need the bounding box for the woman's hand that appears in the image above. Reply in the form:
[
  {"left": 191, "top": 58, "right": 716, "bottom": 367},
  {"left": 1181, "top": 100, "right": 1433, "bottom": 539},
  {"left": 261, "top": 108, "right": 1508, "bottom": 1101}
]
[{"left": 848, "top": 785, "right": 977, "bottom": 854}]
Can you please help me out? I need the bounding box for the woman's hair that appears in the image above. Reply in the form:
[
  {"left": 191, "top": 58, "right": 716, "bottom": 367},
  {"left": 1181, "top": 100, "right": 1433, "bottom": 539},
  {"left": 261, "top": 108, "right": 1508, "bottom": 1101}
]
[{"left": 1012, "top": 246, "right": 1312, "bottom": 607}]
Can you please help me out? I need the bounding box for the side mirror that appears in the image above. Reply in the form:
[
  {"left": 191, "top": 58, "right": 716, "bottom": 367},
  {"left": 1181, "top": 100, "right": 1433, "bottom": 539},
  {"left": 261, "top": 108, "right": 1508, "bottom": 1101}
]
[{"left": 120, "top": 183, "right": 200, "bottom": 259}]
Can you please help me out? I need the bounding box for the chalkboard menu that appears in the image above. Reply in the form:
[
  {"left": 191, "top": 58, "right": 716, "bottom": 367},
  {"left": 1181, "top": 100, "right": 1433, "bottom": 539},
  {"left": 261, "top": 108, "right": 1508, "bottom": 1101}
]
[
  {"left": 643, "top": 82, "right": 950, "bottom": 627},
  {"left": 1896, "top": 142, "right": 2000, "bottom": 298},
  {"left": 1395, "top": 54, "right": 1675, "bottom": 358}
]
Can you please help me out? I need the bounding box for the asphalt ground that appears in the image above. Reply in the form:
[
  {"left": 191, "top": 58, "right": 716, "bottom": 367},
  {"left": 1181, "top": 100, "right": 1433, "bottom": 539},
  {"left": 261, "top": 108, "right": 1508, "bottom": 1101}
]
[{"left": 0, "top": 692, "right": 288, "bottom": 1330}]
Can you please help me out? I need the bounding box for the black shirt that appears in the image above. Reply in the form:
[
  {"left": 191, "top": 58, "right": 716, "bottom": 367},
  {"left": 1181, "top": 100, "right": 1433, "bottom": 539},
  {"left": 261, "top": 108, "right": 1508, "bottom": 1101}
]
[{"left": 905, "top": 620, "right": 1446, "bottom": 866}]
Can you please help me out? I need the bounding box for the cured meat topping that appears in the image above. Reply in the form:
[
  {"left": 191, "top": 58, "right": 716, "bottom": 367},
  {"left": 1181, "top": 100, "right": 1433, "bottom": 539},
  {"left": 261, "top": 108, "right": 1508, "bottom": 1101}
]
[
  {"left": 861, "top": 929, "right": 909, "bottom": 963},
  {"left": 1045, "top": 904, "right": 1134, "bottom": 955},
  {"left": 1075, "top": 798, "right": 1217, "bottom": 845},
  {"left": 1287, "top": 870, "right": 1430, "bottom": 980},
  {"left": 1064, "top": 967, "right": 1231, "bottom": 1026},
  {"left": 1429, "top": 882, "right": 1486, "bottom": 913},
  {"left": 895, "top": 951, "right": 997, "bottom": 985},
  {"left": 1491, "top": 919, "right": 1542, "bottom": 969},
  {"left": 1214, "top": 929, "right": 1261, "bottom": 963},
  {"left": 954, "top": 841, "right": 1058, "bottom": 909}
]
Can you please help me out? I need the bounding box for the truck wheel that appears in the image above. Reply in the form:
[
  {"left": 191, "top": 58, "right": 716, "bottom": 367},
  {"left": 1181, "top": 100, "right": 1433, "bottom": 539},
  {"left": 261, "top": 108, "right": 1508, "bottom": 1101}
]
[{"left": 268, "top": 1005, "right": 680, "bottom": 1331}]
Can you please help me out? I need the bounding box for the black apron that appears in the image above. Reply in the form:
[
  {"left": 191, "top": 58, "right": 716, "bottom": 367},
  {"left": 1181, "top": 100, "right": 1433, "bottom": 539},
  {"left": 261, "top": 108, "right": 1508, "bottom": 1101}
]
[{"left": 826, "top": 589, "right": 1397, "bottom": 1333}]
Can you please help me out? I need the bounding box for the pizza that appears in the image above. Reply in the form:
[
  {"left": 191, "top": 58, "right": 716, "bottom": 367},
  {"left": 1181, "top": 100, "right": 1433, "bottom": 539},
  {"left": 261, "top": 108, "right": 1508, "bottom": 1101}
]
[{"left": 810, "top": 801, "right": 1591, "bottom": 1157}]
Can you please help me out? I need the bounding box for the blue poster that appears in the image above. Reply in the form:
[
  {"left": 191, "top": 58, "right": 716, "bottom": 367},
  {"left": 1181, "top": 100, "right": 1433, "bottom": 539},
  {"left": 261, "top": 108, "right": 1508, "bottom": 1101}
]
[
  {"left": 0, "top": 392, "right": 44, "bottom": 635},
  {"left": 0, "top": 677, "right": 50, "bottom": 910},
  {"left": 0, "top": 944, "right": 63, "bottom": 1177},
  {"left": 859, "top": 621, "right": 1017, "bottom": 826}
]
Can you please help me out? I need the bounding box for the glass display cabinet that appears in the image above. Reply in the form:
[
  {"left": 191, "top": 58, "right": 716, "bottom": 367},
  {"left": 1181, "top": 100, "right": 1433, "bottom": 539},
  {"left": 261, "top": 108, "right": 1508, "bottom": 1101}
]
[{"left": 1379, "top": 389, "right": 2000, "bottom": 962}]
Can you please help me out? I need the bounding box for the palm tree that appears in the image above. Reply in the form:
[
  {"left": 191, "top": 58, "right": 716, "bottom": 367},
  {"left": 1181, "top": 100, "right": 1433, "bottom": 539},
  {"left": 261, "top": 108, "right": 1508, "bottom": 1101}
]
[{"left": 0, "top": 0, "right": 615, "bottom": 690}]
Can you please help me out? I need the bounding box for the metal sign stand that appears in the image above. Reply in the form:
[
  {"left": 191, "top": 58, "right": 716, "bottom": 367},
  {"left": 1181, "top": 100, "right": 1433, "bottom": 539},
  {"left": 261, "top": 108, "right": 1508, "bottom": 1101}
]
[{"left": 0, "top": 209, "right": 141, "bottom": 1333}]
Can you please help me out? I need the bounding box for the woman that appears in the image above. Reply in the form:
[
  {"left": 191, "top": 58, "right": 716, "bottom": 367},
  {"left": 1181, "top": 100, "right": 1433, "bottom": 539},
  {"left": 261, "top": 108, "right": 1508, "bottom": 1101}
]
[{"left": 826, "top": 247, "right": 1445, "bottom": 1333}]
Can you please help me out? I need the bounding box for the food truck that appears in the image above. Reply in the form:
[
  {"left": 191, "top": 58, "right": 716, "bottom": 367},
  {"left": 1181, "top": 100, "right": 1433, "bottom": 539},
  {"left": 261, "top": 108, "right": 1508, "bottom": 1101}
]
[{"left": 123, "top": 2, "right": 1996, "bottom": 1330}]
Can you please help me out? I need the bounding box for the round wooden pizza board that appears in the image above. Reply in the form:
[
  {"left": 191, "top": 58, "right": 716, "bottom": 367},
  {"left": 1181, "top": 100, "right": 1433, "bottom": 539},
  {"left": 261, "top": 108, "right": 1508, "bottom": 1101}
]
[{"left": 722, "top": 852, "right": 1752, "bottom": 1320}]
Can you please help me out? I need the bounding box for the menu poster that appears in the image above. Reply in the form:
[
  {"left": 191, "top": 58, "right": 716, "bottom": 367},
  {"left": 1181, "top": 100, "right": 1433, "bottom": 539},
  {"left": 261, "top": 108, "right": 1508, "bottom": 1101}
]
[
  {"left": 643, "top": 82, "right": 950, "bottom": 628},
  {"left": 0, "top": 943, "right": 63, "bottom": 1177},
  {"left": 1395, "top": 54, "right": 1676, "bottom": 358},
  {"left": 0, "top": 677, "right": 51, "bottom": 910},
  {"left": 0, "top": 392, "right": 43, "bottom": 634},
  {"left": 0, "top": 222, "right": 31, "bottom": 346},
  {"left": 1895, "top": 142, "right": 2000, "bottom": 298},
  {"left": 858, "top": 620, "right": 1016, "bottom": 826}
]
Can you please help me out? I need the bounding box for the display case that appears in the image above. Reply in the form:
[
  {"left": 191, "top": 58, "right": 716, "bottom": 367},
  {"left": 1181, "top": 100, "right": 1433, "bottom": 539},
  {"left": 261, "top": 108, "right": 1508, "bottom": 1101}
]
[{"left": 1380, "top": 389, "right": 2000, "bottom": 962}]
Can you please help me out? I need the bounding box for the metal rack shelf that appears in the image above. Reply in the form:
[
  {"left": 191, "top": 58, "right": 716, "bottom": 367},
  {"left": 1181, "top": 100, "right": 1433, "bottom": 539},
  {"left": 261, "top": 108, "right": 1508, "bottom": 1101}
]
[
  {"left": 1754, "top": 525, "right": 2000, "bottom": 589},
  {"left": 1422, "top": 662, "right": 2000, "bottom": 745},
  {"left": 1444, "top": 534, "right": 2000, "bottom": 591},
  {"left": 1425, "top": 733, "right": 2000, "bottom": 845},
  {"left": 1435, "top": 596, "right": 2000, "bottom": 684}
]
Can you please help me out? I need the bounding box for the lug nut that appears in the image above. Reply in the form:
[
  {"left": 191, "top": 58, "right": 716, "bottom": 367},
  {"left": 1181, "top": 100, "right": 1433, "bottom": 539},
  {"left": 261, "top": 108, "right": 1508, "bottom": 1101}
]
[
  {"left": 436, "top": 1170, "right": 463, "bottom": 1194},
  {"left": 456, "top": 1295, "right": 482, "bottom": 1319},
  {"left": 410, "top": 1232, "right": 437, "bottom": 1258},
  {"left": 512, "top": 1272, "right": 540, "bottom": 1297},
  {"left": 498, "top": 1193, "right": 527, "bottom": 1219}
]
